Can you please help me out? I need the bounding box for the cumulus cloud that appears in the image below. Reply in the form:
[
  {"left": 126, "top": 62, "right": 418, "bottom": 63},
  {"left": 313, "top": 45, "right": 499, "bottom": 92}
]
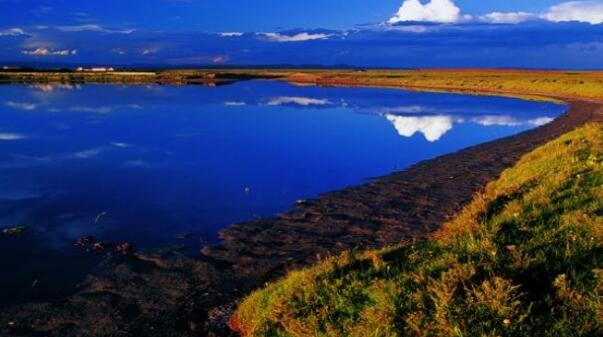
[
  {"left": 389, "top": 0, "right": 466, "bottom": 24},
  {"left": 0, "top": 27, "right": 28, "bottom": 36},
  {"left": 267, "top": 96, "right": 331, "bottom": 106},
  {"left": 386, "top": 114, "right": 453, "bottom": 142},
  {"left": 58, "top": 24, "right": 136, "bottom": 34},
  {"left": 480, "top": 1, "right": 603, "bottom": 25},
  {"left": 544, "top": 1, "right": 603, "bottom": 24},
  {"left": 259, "top": 32, "right": 330, "bottom": 42},
  {"left": 390, "top": 0, "right": 603, "bottom": 26},
  {"left": 21, "top": 48, "right": 77, "bottom": 56},
  {"left": 480, "top": 12, "right": 536, "bottom": 24}
]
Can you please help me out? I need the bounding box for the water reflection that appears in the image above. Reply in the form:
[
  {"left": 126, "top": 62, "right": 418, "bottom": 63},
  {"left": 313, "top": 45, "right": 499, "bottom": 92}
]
[
  {"left": 266, "top": 96, "right": 331, "bottom": 106},
  {"left": 386, "top": 115, "right": 454, "bottom": 142},
  {"left": 0, "top": 81, "right": 566, "bottom": 306},
  {"left": 385, "top": 114, "right": 555, "bottom": 142},
  {"left": 0, "top": 81, "right": 565, "bottom": 250},
  {"left": 471, "top": 115, "right": 554, "bottom": 127}
]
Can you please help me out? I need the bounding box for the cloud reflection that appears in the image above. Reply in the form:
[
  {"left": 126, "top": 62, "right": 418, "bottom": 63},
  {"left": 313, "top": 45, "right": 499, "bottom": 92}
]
[
  {"left": 29, "top": 84, "right": 78, "bottom": 92},
  {"left": 266, "top": 96, "right": 331, "bottom": 106},
  {"left": 386, "top": 113, "right": 556, "bottom": 142},
  {"left": 0, "top": 133, "right": 27, "bottom": 141},
  {"left": 386, "top": 114, "right": 454, "bottom": 142},
  {"left": 472, "top": 115, "right": 554, "bottom": 127},
  {"left": 6, "top": 101, "right": 38, "bottom": 111}
]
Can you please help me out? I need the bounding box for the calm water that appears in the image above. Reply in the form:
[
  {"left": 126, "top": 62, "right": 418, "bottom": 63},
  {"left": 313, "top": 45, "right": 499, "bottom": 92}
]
[{"left": 0, "top": 81, "right": 564, "bottom": 305}]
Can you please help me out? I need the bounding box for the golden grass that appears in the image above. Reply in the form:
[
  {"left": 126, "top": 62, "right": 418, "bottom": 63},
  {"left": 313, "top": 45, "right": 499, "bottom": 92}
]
[
  {"left": 232, "top": 123, "right": 603, "bottom": 337},
  {"left": 2, "top": 69, "right": 603, "bottom": 102}
]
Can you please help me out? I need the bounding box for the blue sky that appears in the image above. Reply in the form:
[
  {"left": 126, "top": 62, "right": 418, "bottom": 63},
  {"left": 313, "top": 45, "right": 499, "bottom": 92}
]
[{"left": 1, "top": 0, "right": 603, "bottom": 68}]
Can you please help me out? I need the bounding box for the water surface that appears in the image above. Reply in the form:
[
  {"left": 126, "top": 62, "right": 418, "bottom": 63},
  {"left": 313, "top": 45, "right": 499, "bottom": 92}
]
[{"left": 0, "top": 81, "right": 564, "bottom": 305}]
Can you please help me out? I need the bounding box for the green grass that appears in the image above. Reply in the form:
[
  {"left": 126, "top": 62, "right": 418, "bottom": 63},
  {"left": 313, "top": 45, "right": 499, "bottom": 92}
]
[{"left": 232, "top": 123, "right": 603, "bottom": 337}]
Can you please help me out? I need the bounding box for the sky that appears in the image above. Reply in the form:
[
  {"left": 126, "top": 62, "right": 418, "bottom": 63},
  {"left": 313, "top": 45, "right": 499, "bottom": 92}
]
[{"left": 1, "top": 0, "right": 603, "bottom": 68}]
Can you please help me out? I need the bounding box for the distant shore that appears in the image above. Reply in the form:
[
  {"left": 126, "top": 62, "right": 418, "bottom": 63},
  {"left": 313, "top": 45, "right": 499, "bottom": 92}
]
[
  {"left": 1, "top": 69, "right": 602, "bottom": 337},
  {"left": 2, "top": 68, "right": 602, "bottom": 101}
]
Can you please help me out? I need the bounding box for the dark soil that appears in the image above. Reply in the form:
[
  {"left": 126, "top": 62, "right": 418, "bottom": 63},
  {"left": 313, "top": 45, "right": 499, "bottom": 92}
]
[{"left": 0, "top": 98, "right": 601, "bottom": 337}]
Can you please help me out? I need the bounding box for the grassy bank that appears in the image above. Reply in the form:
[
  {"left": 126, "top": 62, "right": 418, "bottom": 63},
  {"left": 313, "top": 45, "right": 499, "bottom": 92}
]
[
  {"left": 232, "top": 123, "right": 603, "bottom": 337},
  {"left": 268, "top": 69, "right": 603, "bottom": 101},
  {"left": 2, "top": 69, "right": 603, "bottom": 101}
]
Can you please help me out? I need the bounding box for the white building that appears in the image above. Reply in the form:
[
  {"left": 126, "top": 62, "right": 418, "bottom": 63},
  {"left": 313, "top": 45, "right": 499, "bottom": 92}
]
[{"left": 76, "top": 67, "right": 115, "bottom": 72}]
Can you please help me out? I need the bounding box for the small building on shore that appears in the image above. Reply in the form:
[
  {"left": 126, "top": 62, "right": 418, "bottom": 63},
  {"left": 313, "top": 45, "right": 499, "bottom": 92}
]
[{"left": 76, "top": 67, "right": 115, "bottom": 72}]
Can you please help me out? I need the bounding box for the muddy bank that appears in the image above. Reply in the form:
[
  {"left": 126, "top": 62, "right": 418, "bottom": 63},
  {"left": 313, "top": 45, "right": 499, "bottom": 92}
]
[{"left": 0, "top": 96, "right": 601, "bottom": 337}]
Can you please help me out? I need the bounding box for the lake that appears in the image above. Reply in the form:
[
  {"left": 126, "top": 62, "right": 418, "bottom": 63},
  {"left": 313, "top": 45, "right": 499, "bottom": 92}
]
[{"left": 0, "top": 80, "right": 565, "bottom": 306}]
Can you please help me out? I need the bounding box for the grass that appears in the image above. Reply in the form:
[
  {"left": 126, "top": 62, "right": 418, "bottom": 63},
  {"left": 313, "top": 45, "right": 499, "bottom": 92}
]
[
  {"left": 231, "top": 123, "right": 603, "bottom": 337},
  {"left": 2, "top": 69, "right": 603, "bottom": 101},
  {"left": 269, "top": 69, "right": 603, "bottom": 101}
]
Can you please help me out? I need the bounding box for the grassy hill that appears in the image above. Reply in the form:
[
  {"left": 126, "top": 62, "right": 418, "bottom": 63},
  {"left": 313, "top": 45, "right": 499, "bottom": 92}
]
[{"left": 232, "top": 123, "right": 603, "bottom": 337}]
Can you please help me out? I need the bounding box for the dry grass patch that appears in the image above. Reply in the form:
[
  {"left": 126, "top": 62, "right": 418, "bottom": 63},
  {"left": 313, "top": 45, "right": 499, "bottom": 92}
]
[{"left": 232, "top": 124, "right": 603, "bottom": 337}]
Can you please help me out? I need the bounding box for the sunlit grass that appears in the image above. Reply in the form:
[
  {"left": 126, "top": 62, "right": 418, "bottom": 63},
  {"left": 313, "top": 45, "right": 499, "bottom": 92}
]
[
  {"left": 273, "top": 69, "right": 603, "bottom": 101},
  {"left": 232, "top": 123, "right": 603, "bottom": 337},
  {"left": 3, "top": 69, "right": 603, "bottom": 101}
]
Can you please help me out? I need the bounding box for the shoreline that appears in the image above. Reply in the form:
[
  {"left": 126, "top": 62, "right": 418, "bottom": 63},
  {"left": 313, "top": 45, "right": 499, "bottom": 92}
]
[{"left": 0, "top": 74, "right": 602, "bottom": 336}]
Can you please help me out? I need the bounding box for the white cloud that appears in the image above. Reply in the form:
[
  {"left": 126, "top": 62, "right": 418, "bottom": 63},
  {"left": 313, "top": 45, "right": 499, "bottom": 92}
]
[
  {"left": 32, "top": 5, "right": 53, "bottom": 16},
  {"left": 259, "top": 32, "right": 330, "bottom": 42},
  {"left": 385, "top": 25, "right": 430, "bottom": 33},
  {"left": 220, "top": 32, "right": 244, "bottom": 37},
  {"left": 125, "top": 160, "right": 152, "bottom": 168},
  {"left": 113, "top": 48, "right": 127, "bottom": 55},
  {"left": 69, "top": 106, "right": 112, "bottom": 114},
  {"left": 58, "top": 24, "right": 136, "bottom": 34},
  {"left": 480, "top": 1, "right": 603, "bottom": 25},
  {"left": 0, "top": 133, "right": 27, "bottom": 141},
  {"left": 141, "top": 47, "right": 160, "bottom": 55},
  {"left": 21, "top": 48, "right": 77, "bottom": 56},
  {"left": 73, "top": 148, "right": 105, "bottom": 159},
  {"left": 267, "top": 96, "right": 331, "bottom": 106},
  {"left": 386, "top": 114, "right": 453, "bottom": 142},
  {"left": 64, "top": 104, "right": 139, "bottom": 114},
  {"left": 212, "top": 55, "right": 229, "bottom": 64},
  {"left": 389, "top": 0, "right": 466, "bottom": 24},
  {"left": 544, "top": 1, "right": 603, "bottom": 24},
  {"left": 224, "top": 101, "right": 247, "bottom": 106},
  {"left": 0, "top": 27, "right": 28, "bottom": 36},
  {"left": 480, "top": 12, "right": 536, "bottom": 24},
  {"left": 110, "top": 142, "right": 131, "bottom": 148},
  {"left": 6, "top": 101, "right": 38, "bottom": 110}
]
